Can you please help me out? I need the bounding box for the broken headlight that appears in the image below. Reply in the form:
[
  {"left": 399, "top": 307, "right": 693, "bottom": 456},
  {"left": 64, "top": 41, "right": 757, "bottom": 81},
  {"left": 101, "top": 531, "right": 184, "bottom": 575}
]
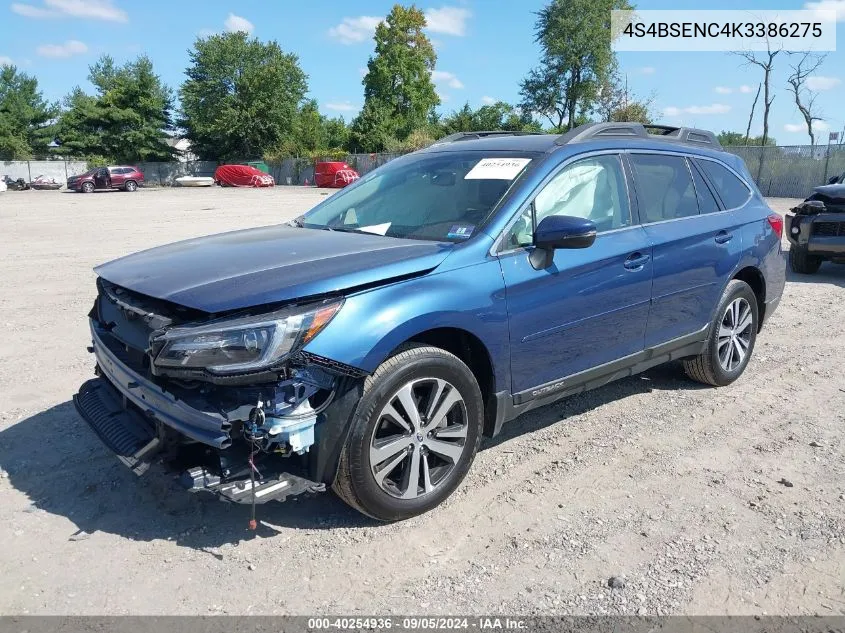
[{"left": 154, "top": 300, "right": 343, "bottom": 374}]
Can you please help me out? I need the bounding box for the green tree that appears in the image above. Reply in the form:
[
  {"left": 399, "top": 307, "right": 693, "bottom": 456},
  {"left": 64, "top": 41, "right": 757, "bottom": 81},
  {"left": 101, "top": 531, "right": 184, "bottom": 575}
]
[
  {"left": 519, "top": 0, "right": 631, "bottom": 132},
  {"left": 56, "top": 55, "right": 174, "bottom": 162},
  {"left": 54, "top": 88, "right": 103, "bottom": 160},
  {"left": 323, "top": 116, "right": 349, "bottom": 150},
  {"left": 350, "top": 4, "right": 439, "bottom": 151},
  {"left": 594, "top": 68, "right": 653, "bottom": 124},
  {"left": 439, "top": 101, "right": 542, "bottom": 135},
  {"left": 179, "top": 32, "right": 309, "bottom": 160},
  {"left": 0, "top": 65, "right": 57, "bottom": 159},
  {"left": 608, "top": 101, "right": 651, "bottom": 124},
  {"left": 717, "top": 131, "right": 777, "bottom": 146},
  {"left": 292, "top": 99, "right": 326, "bottom": 154},
  {"left": 475, "top": 101, "right": 541, "bottom": 132},
  {"left": 264, "top": 102, "right": 351, "bottom": 160},
  {"left": 349, "top": 100, "right": 399, "bottom": 152},
  {"left": 440, "top": 103, "right": 475, "bottom": 133}
]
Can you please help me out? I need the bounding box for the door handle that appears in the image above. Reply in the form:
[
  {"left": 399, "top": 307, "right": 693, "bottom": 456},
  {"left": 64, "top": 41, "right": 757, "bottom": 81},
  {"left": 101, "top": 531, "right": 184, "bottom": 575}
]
[
  {"left": 624, "top": 252, "right": 651, "bottom": 271},
  {"left": 714, "top": 231, "right": 733, "bottom": 244}
]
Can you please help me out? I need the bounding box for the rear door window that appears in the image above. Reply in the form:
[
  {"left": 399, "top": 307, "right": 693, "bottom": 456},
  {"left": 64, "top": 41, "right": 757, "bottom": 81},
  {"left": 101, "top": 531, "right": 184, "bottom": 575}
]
[
  {"left": 629, "top": 154, "right": 699, "bottom": 223},
  {"left": 694, "top": 159, "right": 751, "bottom": 209}
]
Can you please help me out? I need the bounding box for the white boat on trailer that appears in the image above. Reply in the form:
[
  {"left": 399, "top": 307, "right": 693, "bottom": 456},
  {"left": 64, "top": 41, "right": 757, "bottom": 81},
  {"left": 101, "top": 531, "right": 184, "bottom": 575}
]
[{"left": 175, "top": 176, "right": 215, "bottom": 187}]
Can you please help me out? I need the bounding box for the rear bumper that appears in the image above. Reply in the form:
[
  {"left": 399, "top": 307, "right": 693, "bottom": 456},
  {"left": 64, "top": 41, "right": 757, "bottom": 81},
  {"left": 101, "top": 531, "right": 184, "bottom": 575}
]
[{"left": 88, "top": 321, "right": 232, "bottom": 448}]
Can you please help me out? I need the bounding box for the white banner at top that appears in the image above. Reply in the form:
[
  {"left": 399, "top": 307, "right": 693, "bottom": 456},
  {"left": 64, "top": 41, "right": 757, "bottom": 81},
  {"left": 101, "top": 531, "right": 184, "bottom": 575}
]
[{"left": 611, "top": 10, "right": 837, "bottom": 52}]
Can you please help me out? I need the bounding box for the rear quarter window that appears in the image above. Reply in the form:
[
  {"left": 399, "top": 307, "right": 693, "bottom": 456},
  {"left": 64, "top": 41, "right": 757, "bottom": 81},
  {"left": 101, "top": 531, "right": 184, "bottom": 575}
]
[
  {"left": 695, "top": 159, "right": 751, "bottom": 209},
  {"left": 689, "top": 161, "right": 721, "bottom": 214}
]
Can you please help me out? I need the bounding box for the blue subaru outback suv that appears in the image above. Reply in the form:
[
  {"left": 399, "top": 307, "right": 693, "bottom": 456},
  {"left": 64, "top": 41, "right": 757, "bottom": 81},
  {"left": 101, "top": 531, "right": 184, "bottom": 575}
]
[{"left": 74, "top": 123, "right": 786, "bottom": 521}]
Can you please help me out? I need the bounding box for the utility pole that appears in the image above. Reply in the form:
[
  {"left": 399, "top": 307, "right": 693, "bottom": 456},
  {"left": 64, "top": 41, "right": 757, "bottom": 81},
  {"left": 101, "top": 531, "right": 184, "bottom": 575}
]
[{"left": 823, "top": 132, "right": 834, "bottom": 182}]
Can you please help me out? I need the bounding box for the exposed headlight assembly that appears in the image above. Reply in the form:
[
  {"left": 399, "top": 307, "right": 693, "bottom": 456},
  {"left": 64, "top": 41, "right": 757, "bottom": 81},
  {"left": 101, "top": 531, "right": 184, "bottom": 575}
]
[{"left": 154, "top": 300, "right": 343, "bottom": 374}]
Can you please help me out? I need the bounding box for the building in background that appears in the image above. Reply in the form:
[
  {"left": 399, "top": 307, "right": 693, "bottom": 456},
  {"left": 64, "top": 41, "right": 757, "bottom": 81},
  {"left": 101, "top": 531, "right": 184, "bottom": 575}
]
[{"left": 165, "top": 137, "right": 196, "bottom": 162}]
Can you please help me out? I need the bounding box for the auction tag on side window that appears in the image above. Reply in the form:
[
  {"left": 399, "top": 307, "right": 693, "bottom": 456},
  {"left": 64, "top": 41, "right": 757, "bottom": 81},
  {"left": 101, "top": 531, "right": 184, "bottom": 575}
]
[{"left": 464, "top": 158, "right": 531, "bottom": 180}]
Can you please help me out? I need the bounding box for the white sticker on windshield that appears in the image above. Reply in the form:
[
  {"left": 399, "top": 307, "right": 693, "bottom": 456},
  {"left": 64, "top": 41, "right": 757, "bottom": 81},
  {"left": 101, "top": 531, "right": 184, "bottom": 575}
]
[
  {"left": 464, "top": 158, "right": 531, "bottom": 180},
  {"left": 358, "top": 222, "right": 391, "bottom": 236}
]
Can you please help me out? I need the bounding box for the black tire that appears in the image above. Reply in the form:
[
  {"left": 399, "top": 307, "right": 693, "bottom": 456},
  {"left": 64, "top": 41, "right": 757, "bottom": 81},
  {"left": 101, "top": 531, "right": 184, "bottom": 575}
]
[
  {"left": 333, "top": 344, "right": 483, "bottom": 522},
  {"left": 789, "top": 247, "right": 822, "bottom": 274},
  {"left": 683, "top": 279, "right": 759, "bottom": 387},
  {"left": 81, "top": 182, "right": 95, "bottom": 193},
  {"left": 124, "top": 180, "right": 138, "bottom": 192}
]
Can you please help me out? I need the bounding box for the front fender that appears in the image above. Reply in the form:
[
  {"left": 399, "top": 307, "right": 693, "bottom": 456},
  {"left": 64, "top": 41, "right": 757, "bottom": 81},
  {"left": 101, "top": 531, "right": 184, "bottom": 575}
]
[{"left": 303, "top": 259, "right": 511, "bottom": 393}]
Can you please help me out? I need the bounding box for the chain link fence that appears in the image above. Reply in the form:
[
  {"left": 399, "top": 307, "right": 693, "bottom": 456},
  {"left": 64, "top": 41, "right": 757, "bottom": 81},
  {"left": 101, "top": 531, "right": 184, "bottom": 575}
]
[
  {"left": 5, "top": 145, "right": 842, "bottom": 198},
  {"left": 723, "top": 144, "right": 845, "bottom": 198}
]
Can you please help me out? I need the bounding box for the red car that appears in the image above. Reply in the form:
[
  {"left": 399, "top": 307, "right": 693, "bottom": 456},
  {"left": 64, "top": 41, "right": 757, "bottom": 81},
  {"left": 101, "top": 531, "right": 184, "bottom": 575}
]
[
  {"left": 67, "top": 166, "right": 144, "bottom": 193},
  {"left": 314, "top": 161, "right": 360, "bottom": 188}
]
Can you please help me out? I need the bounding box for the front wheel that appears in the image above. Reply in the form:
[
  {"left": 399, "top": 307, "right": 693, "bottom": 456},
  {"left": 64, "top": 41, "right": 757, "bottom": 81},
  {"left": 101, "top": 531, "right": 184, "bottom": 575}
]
[
  {"left": 333, "top": 345, "right": 483, "bottom": 521},
  {"left": 683, "top": 279, "right": 759, "bottom": 387},
  {"left": 81, "top": 182, "right": 94, "bottom": 193},
  {"left": 789, "top": 247, "right": 822, "bottom": 274},
  {"left": 124, "top": 180, "right": 138, "bottom": 192}
]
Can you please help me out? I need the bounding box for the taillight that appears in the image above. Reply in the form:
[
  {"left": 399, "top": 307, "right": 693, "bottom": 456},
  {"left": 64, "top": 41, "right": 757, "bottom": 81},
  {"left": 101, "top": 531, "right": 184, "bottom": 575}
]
[{"left": 767, "top": 213, "right": 784, "bottom": 238}]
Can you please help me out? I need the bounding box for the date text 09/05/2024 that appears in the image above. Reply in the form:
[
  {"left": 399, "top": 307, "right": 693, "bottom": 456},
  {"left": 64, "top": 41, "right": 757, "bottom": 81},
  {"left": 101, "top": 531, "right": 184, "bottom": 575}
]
[{"left": 307, "top": 617, "right": 527, "bottom": 630}]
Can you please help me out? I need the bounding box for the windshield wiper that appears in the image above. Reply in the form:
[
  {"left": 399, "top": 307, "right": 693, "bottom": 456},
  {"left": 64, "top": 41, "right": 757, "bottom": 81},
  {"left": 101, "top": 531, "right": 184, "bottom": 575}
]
[{"left": 326, "top": 227, "right": 374, "bottom": 235}]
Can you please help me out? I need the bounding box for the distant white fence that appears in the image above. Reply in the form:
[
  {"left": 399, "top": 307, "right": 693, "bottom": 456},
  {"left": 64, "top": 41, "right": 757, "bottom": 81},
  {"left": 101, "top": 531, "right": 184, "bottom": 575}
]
[
  {"left": 135, "top": 161, "right": 218, "bottom": 186},
  {"left": 1, "top": 155, "right": 401, "bottom": 188},
  {"left": 10, "top": 148, "right": 834, "bottom": 198},
  {"left": 1, "top": 160, "right": 88, "bottom": 183}
]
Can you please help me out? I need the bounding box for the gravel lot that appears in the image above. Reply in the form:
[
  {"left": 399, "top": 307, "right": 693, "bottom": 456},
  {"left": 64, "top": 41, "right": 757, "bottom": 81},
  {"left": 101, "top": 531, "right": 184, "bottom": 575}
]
[{"left": 0, "top": 187, "right": 843, "bottom": 616}]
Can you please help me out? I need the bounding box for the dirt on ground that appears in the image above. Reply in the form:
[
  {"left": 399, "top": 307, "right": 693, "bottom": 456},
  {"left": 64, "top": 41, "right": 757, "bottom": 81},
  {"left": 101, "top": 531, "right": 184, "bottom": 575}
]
[{"left": 0, "top": 188, "right": 842, "bottom": 616}]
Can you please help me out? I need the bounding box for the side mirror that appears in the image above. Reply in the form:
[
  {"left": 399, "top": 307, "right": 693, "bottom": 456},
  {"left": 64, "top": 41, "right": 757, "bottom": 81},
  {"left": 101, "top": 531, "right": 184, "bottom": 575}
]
[
  {"left": 534, "top": 215, "right": 597, "bottom": 250},
  {"left": 828, "top": 176, "right": 839, "bottom": 184},
  {"left": 530, "top": 215, "right": 597, "bottom": 270}
]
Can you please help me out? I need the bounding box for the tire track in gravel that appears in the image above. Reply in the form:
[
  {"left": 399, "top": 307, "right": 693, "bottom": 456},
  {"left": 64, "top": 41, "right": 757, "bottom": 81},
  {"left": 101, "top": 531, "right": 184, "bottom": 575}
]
[
  {"left": 5, "top": 194, "right": 845, "bottom": 615},
  {"left": 279, "top": 340, "right": 845, "bottom": 614}
]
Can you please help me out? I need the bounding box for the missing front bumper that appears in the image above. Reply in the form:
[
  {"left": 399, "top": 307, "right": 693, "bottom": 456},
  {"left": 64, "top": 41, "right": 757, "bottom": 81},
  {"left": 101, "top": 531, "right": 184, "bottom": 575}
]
[
  {"left": 73, "top": 378, "right": 162, "bottom": 475},
  {"left": 74, "top": 375, "right": 326, "bottom": 504},
  {"left": 179, "top": 466, "right": 325, "bottom": 504}
]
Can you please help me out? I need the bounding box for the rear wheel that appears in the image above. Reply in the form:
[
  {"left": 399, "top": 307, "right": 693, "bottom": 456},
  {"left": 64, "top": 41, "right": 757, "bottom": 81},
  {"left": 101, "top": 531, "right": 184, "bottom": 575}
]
[
  {"left": 789, "top": 247, "right": 822, "bottom": 274},
  {"left": 81, "top": 182, "right": 94, "bottom": 193},
  {"left": 333, "top": 344, "right": 483, "bottom": 521},
  {"left": 683, "top": 279, "right": 758, "bottom": 387},
  {"left": 124, "top": 180, "right": 138, "bottom": 192}
]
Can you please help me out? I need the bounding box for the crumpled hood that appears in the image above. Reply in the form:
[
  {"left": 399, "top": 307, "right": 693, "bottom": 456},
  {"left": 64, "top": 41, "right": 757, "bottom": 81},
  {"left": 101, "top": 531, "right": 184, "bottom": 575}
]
[
  {"left": 95, "top": 225, "right": 453, "bottom": 312},
  {"left": 812, "top": 183, "right": 845, "bottom": 201}
]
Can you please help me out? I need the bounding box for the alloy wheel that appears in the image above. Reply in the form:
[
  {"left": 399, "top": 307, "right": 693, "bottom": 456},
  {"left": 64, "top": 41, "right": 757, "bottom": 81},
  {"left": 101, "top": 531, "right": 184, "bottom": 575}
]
[
  {"left": 717, "top": 297, "right": 753, "bottom": 372},
  {"left": 369, "top": 378, "right": 468, "bottom": 499}
]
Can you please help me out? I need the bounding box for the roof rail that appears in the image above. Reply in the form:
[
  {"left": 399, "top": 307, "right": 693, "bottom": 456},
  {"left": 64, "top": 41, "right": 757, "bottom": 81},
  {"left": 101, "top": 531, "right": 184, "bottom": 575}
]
[
  {"left": 555, "top": 122, "right": 722, "bottom": 149},
  {"left": 433, "top": 130, "right": 545, "bottom": 145}
]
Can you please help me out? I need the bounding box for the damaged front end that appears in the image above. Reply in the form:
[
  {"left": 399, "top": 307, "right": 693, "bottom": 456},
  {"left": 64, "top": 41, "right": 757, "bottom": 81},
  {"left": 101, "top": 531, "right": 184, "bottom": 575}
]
[
  {"left": 787, "top": 195, "right": 845, "bottom": 261},
  {"left": 73, "top": 278, "right": 365, "bottom": 505}
]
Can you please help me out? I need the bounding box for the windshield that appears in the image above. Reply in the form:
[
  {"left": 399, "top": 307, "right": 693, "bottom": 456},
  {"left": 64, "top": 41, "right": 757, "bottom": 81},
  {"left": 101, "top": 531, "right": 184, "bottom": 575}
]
[{"left": 300, "top": 150, "right": 538, "bottom": 242}]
